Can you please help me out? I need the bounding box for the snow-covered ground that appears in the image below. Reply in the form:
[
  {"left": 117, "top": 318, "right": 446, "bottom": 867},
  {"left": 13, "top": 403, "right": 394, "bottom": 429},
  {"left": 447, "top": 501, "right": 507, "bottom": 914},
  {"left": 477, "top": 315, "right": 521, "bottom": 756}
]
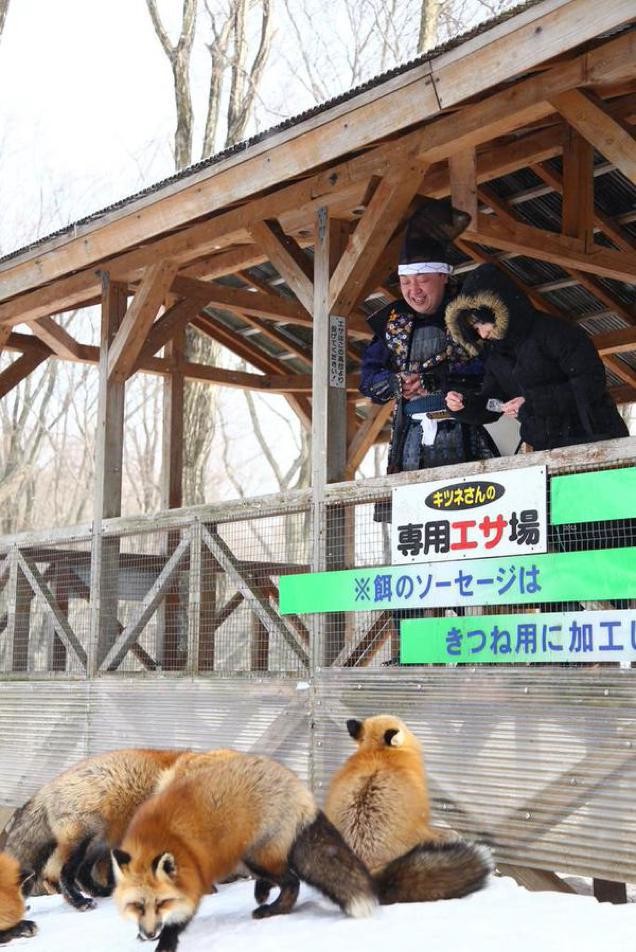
[{"left": 15, "top": 874, "right": 636, "bottom": 952}]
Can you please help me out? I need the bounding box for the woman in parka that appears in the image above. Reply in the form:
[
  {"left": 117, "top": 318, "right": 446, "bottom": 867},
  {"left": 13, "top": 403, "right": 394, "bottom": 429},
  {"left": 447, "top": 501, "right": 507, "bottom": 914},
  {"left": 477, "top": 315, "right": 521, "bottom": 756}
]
[{"left": 444, "top": 264, "right": 628, "bottom": 451}]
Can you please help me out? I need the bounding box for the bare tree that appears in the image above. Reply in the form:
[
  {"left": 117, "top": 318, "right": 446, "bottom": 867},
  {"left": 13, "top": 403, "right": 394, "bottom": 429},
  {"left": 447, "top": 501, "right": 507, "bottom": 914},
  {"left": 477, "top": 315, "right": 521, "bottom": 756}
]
[
  {"left": 144, "top": 0, "right": 274, "bottom": 504},
  {"left": 0, "top": 0, "right": 10, "bottom": 42},
  {"left": 145, "top": 0, "right": 197, "bottom": 170},
  {"left": 418, "top": 0, "right": 441, "bottom": 52}
]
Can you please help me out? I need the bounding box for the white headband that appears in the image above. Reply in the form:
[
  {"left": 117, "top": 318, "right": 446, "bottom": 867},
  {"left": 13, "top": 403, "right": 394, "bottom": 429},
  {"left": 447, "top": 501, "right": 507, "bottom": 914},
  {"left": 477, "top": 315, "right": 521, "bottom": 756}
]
[{"left": 398, "top": 262, "right": 453, "bottom": 275}]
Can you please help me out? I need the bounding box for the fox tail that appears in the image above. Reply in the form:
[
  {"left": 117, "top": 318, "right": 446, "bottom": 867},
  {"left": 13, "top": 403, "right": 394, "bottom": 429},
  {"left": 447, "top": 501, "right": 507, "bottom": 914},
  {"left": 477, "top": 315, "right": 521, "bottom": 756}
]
[{"left": 375, "top": 839, "right": 493, "bottom": 904}]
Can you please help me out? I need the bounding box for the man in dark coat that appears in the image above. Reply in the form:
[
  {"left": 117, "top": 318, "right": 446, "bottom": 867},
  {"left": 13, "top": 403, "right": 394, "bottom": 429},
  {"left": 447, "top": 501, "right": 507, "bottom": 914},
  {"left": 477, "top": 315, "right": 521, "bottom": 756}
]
[
  {"left": 444, "top": 264, "right": 628, "bottom": 451},
  {"left": 359, "top": 208, "right": 498, "bottom": 478}
]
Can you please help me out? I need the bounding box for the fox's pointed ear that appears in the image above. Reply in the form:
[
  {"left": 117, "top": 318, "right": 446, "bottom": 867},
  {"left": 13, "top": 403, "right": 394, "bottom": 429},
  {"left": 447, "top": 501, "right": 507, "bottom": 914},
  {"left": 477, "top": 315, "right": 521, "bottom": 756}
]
[
  {"left": 347, "top": 719, "right": 362, "bottom": 740},
  {"left": 384, "top": 728, "right": 404, "bottom": 747},
  {"left": 152, "top": 852, "right": 177, "bottom": 881},
  {"left": 111, "top": 848, "right": 131, "bottom": 882}
]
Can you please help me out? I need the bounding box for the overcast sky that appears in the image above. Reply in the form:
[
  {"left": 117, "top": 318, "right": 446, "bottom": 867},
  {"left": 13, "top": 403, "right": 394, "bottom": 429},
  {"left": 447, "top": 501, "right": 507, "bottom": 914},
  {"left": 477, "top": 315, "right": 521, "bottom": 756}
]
[{"left": 0, "top": 0, "right": 194, "bottom": 254}]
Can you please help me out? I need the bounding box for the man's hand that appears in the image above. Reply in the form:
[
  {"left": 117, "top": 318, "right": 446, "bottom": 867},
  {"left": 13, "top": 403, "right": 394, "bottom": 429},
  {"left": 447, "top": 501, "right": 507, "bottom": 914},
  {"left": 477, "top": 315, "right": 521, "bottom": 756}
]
[
  {"left": 401, "top": 373, "right": 428, "bottom": 399},
  {"left": 501, "top": 396, "right": 525, "bottom": 418},
  {"left": 445, "top": 390, "right": 464, "bottom": 412}
]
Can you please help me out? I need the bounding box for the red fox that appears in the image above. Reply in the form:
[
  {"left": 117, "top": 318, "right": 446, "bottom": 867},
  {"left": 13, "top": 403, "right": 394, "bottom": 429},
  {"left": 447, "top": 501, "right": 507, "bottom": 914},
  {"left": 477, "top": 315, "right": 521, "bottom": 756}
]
[
  {"left": 1, "top": 747, "right": 198, "bottom": 910},
  {"left": 0, "top": 852, "right": 37, "bottom": 945},
  {"left": 324, "top": 715, "right": 492, "bottom": 903},
  {"left": 113, "top": 750, "right": 377, "bottom": 952}
]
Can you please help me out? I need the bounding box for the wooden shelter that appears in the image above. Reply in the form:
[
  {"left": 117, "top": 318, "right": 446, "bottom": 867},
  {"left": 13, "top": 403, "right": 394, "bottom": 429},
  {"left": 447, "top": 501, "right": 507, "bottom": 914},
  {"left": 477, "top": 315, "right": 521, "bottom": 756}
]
[{"left": 0, "top": 0, "right": 634, "bottom": 505}]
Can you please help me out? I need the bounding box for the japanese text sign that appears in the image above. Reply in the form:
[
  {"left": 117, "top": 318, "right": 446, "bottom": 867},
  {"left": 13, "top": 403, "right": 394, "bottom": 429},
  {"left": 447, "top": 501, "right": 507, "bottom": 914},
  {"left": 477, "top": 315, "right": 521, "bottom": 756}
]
[
  {"left": 400, "top": 610, "right": 636, "bottom": 665},
  {"left": 279, "top": 547, "right": 635, "bottom": 615},
  {"left": 391, "top": 466, "right": 547, "bottom": 564},
  {"left": 329, "top": 315, "right": 346, "bottom": 389}
]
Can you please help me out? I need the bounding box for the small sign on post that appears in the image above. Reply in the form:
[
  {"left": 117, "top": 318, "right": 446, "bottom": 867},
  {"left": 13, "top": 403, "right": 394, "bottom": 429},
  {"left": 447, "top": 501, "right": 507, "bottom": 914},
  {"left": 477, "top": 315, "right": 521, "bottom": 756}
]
[
  {"left": 329, "top": 315, "right": 346, "bottom": 389},
  {"left": 391, "top": 466, "right": 547, "bottom": 564}
]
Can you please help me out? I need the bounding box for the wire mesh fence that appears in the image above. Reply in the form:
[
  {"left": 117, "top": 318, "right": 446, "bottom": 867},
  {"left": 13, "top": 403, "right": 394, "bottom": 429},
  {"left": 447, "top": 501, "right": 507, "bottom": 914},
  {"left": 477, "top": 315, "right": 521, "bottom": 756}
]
[{"left": 0, "top": 443, "right": 633, "bottom": 677}]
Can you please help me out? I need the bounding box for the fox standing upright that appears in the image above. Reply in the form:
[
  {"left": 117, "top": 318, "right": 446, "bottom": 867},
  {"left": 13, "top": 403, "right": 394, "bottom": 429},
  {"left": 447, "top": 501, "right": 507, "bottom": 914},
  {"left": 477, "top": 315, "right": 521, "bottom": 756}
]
[
  {"left": 0, "top": 852, "right": 37, "bottom": 945},
  {"left": 113, "top": 750, "right": 377, "bottom": 952},
  {"left": 324, "top": 714, "right": 492, "bottom": 903}
]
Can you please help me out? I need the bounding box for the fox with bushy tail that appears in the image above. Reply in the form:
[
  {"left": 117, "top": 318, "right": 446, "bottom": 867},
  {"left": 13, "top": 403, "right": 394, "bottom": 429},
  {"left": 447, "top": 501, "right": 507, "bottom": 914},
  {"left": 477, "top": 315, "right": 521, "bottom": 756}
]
[
  {"left": 324, "top": 714, "right": 492, "bottom": 903},
  {"left": 0, "top": 748, "right": 191, "bottom": 909},
  {"left": 112, "top": 750, "right": 377, "bottom": 952}
]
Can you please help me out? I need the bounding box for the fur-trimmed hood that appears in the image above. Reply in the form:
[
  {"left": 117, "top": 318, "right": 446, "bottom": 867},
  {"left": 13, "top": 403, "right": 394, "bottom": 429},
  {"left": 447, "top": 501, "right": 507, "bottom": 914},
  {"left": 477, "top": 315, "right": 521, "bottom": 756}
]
[{"left": 446, "top": 264, "right": 535, "bottom": 356}]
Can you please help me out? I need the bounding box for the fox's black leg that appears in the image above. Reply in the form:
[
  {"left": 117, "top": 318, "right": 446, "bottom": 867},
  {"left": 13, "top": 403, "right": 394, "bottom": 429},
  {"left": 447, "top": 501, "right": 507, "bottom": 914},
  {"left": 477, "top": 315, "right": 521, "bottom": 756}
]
[
  {"left": 0, "top": 920, "right": 38, "bottom": 944},
  {"left": 156, "top": 922, "right": 187, "bottom": 952},
  {"left": 254, "top": 878, "right": 272, "bottom": 905},
  {"left": 245, "top": 861, "right": 299, "bottom": 918},
  {"left": 76, "top": 840, "right": 113, "bottom": 898},
  {"left": 59, "top": 837, "right": 96, "bottom": 911}
]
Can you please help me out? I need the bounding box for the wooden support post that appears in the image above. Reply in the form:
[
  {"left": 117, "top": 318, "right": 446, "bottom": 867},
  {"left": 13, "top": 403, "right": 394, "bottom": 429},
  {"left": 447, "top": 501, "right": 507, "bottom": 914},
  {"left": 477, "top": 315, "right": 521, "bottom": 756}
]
[
  {"left": 159, "top": 331, "right": 186, "bottom": 670},
  {"left": 5, "top": 550, "right": 32, "bottom": 673},
  {"left": 89, "top": 274, "right": 127, "bottom": 675},
  {"left": 197, "top": 544, "right": 217, "bottom": 672},
  {"left": 449, "top": 149, "right": 478, "bottom": 225},
  {"left": 311, "top": 209, "right": 351, "bottom": 666},
  {"left": 562, "top": 126, "right": 594, "bottom": 251},
  {"left": 250, "top": 613, "right": 269, "bottom": 671},
  {"left": 50, "top": 562, "right": 69, "bottom": 672}
]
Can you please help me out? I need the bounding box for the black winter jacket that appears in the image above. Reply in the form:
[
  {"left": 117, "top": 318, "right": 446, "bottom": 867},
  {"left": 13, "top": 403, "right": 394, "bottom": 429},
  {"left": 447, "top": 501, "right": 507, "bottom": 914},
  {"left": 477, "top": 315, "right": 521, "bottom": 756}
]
[{"left": 445, "top": 265, "right": 628, "bottom": 451}]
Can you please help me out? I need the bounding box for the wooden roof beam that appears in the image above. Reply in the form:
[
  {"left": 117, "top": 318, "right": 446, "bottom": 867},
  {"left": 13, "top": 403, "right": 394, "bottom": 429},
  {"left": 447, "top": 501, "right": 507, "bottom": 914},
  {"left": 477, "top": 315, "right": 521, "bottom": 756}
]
[
  {"left": 107, "top": 260, "right": 178, "bottom": 381},
  {"left": 530, "top": 161, "right": 636, "bottom": 253},
  {"left": 346, "top": 402, "right": 393, "bottom": 478},
  {"left": 249, "top": 220, "right": 314, "bottom": 314},
  {"left": 604, "top": 355, "right": 636, "bottom": 388},
  {"left": 29, "top": 316, "right": 83, "bottom": 360},
  {"left": 137, "top": 297, "right": 202, "bottom": 363},
  {"left": 594, "top": 327, "right": 636, "bottom": 356},
  {"left": 463, "top": 212, "right": 636, "bottom": 283},
  {"left": 330, "top": 162, "right": 429, "bottom": 315},
  {"left": 449, "top": 149, "right": 478, "bottom": 224},
  {"left": 550, "top": 88, "right": 636, "bottom": 185},
  {"left": 0, "top": 348, "right": 50, "bottom": 399},
  {"left": 191, "top": 312, "right": 291, "bottom": 376},
  {"left": 172, "top": 274, "right": 313, "bottom": 326}
]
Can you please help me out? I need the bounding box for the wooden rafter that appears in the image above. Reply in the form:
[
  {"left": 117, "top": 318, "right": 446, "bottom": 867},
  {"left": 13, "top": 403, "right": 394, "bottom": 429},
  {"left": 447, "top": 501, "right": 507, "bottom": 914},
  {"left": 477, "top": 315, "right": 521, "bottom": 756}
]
[
  {"left": 594, "top": 326, "right": 636, "bottom": 356},
  {"left": 107, "top": 260, "right": 178, "bottom": 380},
  {"left": 30, "top": 316, "right": 81, "bottom": 360},
  {"left": 250, "top": 220, "right": 314, "bottom": 313},
  {"left": 530, "top": 161, "right": 636, "bottom": 253},
  {"left": 550, "top": 88, "right": 636, "bottom": 185},
  {"left": 346, "top": 402, "right": 393, "bottom": 477},
  {"left": 0, "top": 348, "right": 49, "bottom": 399},
  {"left": 329, "top": 163, "right": 429, "bottom": 314},
  {"left": 477, "top": 184, "right": 636, "bottom": 327},
  {"left": 463, "top": 212, "right": 636, "bottom": 283}
]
